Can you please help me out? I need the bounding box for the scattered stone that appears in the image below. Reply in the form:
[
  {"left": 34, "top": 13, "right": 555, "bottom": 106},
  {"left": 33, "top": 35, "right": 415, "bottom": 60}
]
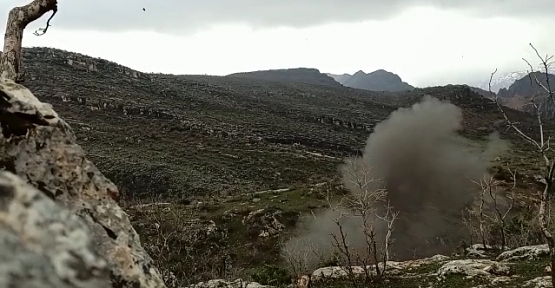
[
  {"left": 496, "top": 245, "right": 549, "bottom": 262},
  {"left": 129, "top": 202, "right": 172, "bottom": 209},
  {"left": 222, "top": 209, "right": 241, "bottom": 219},
  {"left": 466, "top": 244, "right": 494, "bottom": 258},
  {"left": 491, "top": 276, "right": 512, "bottom": 285},
  {"left": 437, "top": 259, "right": 510, "bottom": 278},
  {"left": 311, "top": 266, "right": 364, "bottom": 281},
  {"left": 310, "top": 255, "right": 450, "bottom": 282},
  {"left": 525, "top": 276, "right": 552, "bottom": 288},
  {"left": 188, "top": 279, "right": 271, "bottom": 288},
  {"left": 395, "top": 254, "right": 451, "bottom": 270},
  {"left": 297, "top": 275, "right": 310, "bottom": 288}
]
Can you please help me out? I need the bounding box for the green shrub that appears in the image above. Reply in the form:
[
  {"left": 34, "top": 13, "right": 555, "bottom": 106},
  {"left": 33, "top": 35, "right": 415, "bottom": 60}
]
[{"left": 250, "top": 264, "right": 291, "bottom": 286}]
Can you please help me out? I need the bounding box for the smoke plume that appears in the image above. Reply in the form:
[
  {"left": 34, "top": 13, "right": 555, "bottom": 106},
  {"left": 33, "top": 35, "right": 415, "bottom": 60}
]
[{"left": 282, "top": 95, "right": 508, "bottom": 271}]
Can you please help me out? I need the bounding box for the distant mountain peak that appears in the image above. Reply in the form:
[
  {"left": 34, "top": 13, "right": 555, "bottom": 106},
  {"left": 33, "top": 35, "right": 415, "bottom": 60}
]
[
  {"left": 353, "top": 70, "right": 366, "bottom": 76},
  {"left": 342, "top": 69, "right": 414, "bottom": 92},
  {"left": 477, "top": 67, "right": 555, "bottom": 92}
]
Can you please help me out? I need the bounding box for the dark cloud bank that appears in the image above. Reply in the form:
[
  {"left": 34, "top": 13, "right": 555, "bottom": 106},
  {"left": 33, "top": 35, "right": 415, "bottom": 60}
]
[
  {"left": 283, "top": 96, "right": 508, "bottom": 270},
  {"left": 2, "top": 0, "right": 553, "bottom": 34}
]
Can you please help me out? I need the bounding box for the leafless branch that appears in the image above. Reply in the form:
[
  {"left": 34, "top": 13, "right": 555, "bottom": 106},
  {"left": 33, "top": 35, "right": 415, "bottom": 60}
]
[
  {"left": 33, "top": 5, "right": 57, "bottom": 36},
  {"left": 492, "top": 44, "right": 555, "bottom": 287}
]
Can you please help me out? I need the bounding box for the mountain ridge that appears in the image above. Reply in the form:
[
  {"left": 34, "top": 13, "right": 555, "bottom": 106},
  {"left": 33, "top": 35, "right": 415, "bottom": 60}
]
[
  {"left": 226, "top": 67, "right": 341, "bottom": 87},
  {"left": 328, "top": 69, "right": 415, "bottom": 92}
]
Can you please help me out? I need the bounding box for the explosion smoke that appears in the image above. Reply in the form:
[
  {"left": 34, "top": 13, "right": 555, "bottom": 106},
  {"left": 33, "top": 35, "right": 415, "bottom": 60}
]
[{"left": 282, "top": 95, "right": 508, "bottom": 270}]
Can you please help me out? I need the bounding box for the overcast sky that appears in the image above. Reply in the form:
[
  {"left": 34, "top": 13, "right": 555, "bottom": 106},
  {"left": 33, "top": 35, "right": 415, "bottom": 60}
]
[{"left": 2, "top": 0, "right": 555, "bottom": 87}]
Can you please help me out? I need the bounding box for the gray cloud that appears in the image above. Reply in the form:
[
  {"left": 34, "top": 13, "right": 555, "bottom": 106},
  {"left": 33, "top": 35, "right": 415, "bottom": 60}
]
[{"left": 1, "top": 0, "right": 554, "bottom": 34}]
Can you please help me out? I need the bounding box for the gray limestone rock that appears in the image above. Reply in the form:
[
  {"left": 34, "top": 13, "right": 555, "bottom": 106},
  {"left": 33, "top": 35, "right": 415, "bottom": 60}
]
[{"left": 0, "top": 79, "right": 166, "bottom": 287}]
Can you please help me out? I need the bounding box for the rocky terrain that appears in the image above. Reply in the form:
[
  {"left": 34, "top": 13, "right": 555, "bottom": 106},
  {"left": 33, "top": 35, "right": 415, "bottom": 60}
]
[
  {"left": 8, "top": 46, "right": 555, "bottom": 288},
  {"left": 187, "top": 244, "right": 553, "bottom": 288}
]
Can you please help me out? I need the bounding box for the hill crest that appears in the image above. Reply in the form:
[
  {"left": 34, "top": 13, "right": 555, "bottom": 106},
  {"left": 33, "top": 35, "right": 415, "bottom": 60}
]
[{"left": 227, "top": 67, "right": 341, "bottom": 87}]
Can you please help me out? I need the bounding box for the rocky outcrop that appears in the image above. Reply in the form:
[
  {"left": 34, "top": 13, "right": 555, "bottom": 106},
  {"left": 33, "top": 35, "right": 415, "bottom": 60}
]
[
  {"left": 496, "top": 244, "right": 550, "bottom": 261},
  {"left": 437, "top": 259, "right": 510, "bottom": 278},
  {"left": 242, "top": 208, "right": 285, "bottom": 238},
  {"left": 0, "top": 79, "right": 165, "bottom": 287},
  {"left": 23, "top": 47, "right": 149, "bottom": 80}
]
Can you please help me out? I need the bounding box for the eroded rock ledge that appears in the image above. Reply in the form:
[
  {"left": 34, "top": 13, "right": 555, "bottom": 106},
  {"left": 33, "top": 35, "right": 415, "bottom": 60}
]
[{"left": 0, "top": 79, "right": 166, "bottom": 287}]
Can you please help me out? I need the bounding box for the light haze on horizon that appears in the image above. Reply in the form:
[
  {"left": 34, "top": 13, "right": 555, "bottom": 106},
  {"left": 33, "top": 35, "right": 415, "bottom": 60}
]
[{"left": 2, "top": 0, "right": 554, "bottom": 87}]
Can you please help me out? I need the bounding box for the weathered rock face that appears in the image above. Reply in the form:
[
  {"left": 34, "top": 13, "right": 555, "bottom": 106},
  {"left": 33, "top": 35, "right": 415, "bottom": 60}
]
[
  {"left": 0, "top": 79, "right": 165, "bottom": 287},
  {"left": 0, "top": 171, "right": 111, "bottom": 288}
]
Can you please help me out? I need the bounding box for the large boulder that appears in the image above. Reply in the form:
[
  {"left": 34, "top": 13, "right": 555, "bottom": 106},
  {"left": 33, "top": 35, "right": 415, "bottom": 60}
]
[{"left": 0, "top": 79, "right": 165, "bottom": 287}]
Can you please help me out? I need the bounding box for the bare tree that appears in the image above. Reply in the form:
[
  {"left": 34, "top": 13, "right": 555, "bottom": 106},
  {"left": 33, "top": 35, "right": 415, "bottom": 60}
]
[
  {"left": 488, "top": 166, "right": 517, "bottom": 249},
  {"left": 324, "top": 159, "right": 398, "bottom": 287},
  {"left": 0, "top": 0, "right": 58, "bottom": 82},
  {"left": 491, "top": 43, "right": 555, "bottom": 286},
  {"left": 471, "top": 167, "right": 516, "bottom": 250}
]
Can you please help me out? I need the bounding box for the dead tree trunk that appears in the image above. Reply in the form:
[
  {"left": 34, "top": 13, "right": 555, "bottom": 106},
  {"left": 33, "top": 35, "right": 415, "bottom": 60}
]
[
  {"left": 0, "top": 0, "right": 57, "bottom": 82},
  {"left": 491, "top": 43, "right": 555, "bottom": 287}
]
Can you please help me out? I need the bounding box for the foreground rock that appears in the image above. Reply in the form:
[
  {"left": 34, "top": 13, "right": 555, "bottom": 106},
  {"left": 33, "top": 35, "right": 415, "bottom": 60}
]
[
  {"left": 0, "top": 171, "right": 110, "bottom": 287},
  {"left": 0, "top": 79, "right": 165, "bottom": 287}
]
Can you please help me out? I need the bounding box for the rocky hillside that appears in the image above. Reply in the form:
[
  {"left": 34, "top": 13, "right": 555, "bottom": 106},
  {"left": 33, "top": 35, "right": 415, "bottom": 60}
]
[
  {"left": 11, "top": 46, "right": 555, "bottom": 288},
  {"left": 227, "top": 68, "right": 341, "bottom": 87},
  {"left": 477, "top": 67, "right": 555, "bottom": 93},
  {"left": 20, "top": 47, "right": 541, "bottom": 202},
  {"left": 496, "top": 72, "right": 555, "bottom": 118},
  {"left": 342, "top": 69, "right": 415, "bottom": 92},
  {"left": 466, "top": 85, "right": 496, "bottom": 99},
  {"left": 498, "top": 72, "right": 555, "bottom": 99}
]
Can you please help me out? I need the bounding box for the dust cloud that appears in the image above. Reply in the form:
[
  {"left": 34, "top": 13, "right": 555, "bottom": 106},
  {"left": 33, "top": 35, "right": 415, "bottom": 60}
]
[{"left": 282, "top": 95, "right": 509, "bottom": 271}]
